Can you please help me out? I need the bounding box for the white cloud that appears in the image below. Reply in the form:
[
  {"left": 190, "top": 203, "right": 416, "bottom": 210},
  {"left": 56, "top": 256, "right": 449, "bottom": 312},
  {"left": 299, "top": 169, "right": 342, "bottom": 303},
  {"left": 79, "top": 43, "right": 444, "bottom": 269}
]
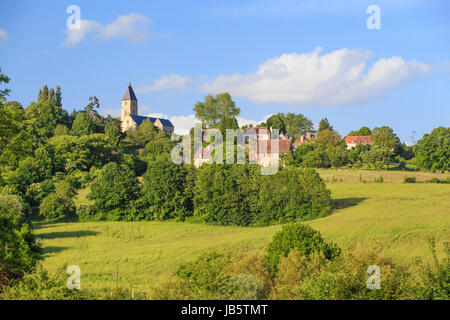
[
  {"left": 0, "top": 28, "right": 8, "bottom": 47},
  {"left": 135, "top": 74, "right": 191, "bottom": 94},
  {"left": 63, "top": 13, "right": 151, "bottom": 47},
  {"left": 203, "top": 47, "right": 432, "bottom": 106},
  {"left": 145, "top": 113, "right": 200, "bottom": 136},
  {"left": 236, "top": 114, "right": 273, "bottom": 128}
]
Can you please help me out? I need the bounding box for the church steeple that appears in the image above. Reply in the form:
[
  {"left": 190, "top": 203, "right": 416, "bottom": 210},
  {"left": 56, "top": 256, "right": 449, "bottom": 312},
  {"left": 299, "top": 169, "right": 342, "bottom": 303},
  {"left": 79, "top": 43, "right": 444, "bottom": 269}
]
[
  {"left": 121, "top": 83, "right": 138, "bottom": 126},
  {"left": 122, "top": 82, "right": 137, "bottom": 101}
]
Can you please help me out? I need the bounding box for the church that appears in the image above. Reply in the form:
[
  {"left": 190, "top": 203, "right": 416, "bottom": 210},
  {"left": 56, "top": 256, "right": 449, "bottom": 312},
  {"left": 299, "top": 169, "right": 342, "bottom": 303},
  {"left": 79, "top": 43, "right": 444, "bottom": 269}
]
[{"left": 120, "top": 83, "right": 174, "bottom": 134}]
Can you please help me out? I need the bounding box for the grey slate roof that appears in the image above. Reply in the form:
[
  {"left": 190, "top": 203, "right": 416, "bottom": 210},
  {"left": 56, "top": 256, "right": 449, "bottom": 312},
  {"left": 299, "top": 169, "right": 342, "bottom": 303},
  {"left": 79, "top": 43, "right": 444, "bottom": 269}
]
[
  {"left": 122, "top": 83, "right": 137, "bottom": 101},
  {"left": 130, "top": 114, "right": 174, "bottom": 128}
]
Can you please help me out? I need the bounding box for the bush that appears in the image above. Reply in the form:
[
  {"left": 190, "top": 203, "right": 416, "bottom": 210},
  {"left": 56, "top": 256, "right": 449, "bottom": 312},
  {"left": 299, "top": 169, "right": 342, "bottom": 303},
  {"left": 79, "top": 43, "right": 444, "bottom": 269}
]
[
  {"left": 222, "top": 274, "right": 264, "bottom": 300},
  {"left": 75, "top": 205, "right": 96, "bottom": 221},
  {"left": 89, "top": 162, "right": 141, "bottom": 219},
  {"left": 373, "top": 176, "right": 384, "bottom": 183},
  {"left": 267, "top": 223, "right": 341, "bottom": 269},
  {"left": 194, "top": 164, "right": 260, "bottom": 226},
  {"left": 39, "top": 192, "right": 75, "bottom": 221},
  {"left": 426, "top": 177, "right": 450, "bottom": 184},
  {"left": 258, "top": 168, "right": 331, "bottom": 224},
  {"left": 1, "top": 264, "right": 90, "bottom": 300},
  {"left": 415, "top": 127, "right": 449, "bottom": 172},
  {"left": 176, "top": 251, "right": 231, "bottom": 299},
  {"left": 403, "top": 176, "right": 416, "bottom": 183},
  {"left": 142, "top": 160, "right": 193, "bottom": 221},
  {"left": 0, "top": 195, "right": 40, "bottom": 290}
]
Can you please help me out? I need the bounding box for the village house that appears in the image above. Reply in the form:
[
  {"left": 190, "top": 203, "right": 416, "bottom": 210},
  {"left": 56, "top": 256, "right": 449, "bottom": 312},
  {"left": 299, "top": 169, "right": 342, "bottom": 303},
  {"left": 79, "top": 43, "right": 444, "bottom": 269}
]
[
  {"left": 120, "top": 83, "right": 174, "bottom": 134},
  {"left": 193, "top": 126, "right": 292, "bottom": 168},
  {"left": 292, "top": 132, "right": 316, "bottom": 148},
  {"left": 343, "top": 136, "right": 372, "bottom": 150}
]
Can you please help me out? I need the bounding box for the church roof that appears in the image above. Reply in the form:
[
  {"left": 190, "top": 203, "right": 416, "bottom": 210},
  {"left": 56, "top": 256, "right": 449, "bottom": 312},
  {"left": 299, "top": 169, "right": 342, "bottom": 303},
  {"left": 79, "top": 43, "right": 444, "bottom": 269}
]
[
  {"left": 122, "top": 83, "right": 137, "bottom": 101},
  {"left": 130, "top": 114, "right": 174, "bottom": 128}
]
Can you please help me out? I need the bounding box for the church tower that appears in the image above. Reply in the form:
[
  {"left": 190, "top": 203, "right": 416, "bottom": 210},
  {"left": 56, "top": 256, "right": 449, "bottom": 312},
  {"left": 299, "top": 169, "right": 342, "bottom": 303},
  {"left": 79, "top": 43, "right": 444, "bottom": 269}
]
[{"left": 121, "top": 82, "right": 138, "bottom": 122}]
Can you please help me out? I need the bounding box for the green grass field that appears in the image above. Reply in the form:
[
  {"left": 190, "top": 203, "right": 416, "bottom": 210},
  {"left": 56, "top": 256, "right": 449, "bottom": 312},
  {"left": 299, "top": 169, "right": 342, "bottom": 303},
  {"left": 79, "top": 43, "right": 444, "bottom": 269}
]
[{"left": 33, "top": 170, "right": 450, "bottom": 291}]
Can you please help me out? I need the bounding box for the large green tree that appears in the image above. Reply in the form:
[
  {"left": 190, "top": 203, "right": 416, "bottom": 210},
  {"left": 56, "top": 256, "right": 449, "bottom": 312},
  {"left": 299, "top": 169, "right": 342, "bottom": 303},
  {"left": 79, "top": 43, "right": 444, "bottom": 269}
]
[
  {"left": 142, "top": 160, "right": 192, "bottom": 221},
  {"left": 415, "top": 127, "right": 450, "bottom": 172},
  {"left": 371, "top": 126, "right": 399, "bottom": 151},
  {"left": 89, "top": 162, "right": 141, "bottom": 218},
  {"left": 193, "top": 93, "right": 240, "bottom": 129},
  {"left": 318, "top": 118, "right": 333, "bottom": 132}
]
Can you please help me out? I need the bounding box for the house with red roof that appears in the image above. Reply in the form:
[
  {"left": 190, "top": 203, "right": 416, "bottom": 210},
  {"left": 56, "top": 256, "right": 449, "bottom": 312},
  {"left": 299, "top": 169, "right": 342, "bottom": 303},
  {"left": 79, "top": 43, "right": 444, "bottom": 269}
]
[{"left": 344, "top": 136, "right": 372, "bottom": 150}]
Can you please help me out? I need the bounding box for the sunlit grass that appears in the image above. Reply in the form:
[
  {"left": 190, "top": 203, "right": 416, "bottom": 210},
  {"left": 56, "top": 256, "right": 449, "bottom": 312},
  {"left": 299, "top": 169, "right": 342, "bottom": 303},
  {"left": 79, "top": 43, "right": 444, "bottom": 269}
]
[{"left": 34, "top": 170, "right": 450, "bottom": 290}]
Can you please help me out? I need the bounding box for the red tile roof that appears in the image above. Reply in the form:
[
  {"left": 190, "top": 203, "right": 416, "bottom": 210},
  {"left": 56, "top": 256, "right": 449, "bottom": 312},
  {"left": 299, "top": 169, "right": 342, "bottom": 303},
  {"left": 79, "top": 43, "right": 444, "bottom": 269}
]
[{"left": 344, "top": 136, "right": 372, "bottom": 144}]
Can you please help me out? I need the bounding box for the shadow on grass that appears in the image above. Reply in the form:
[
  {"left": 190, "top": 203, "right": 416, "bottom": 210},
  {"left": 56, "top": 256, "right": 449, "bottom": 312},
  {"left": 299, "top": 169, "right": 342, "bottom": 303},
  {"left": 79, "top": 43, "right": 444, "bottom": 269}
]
[
  {"left": 41, "top": 246, "right": 69, "bottom": 257},
  {"left": 38, "top": 230, "right": 99, "bottom": 240},
  {"left": 332, "top": 197, "right": 367, "bottom": 210}
]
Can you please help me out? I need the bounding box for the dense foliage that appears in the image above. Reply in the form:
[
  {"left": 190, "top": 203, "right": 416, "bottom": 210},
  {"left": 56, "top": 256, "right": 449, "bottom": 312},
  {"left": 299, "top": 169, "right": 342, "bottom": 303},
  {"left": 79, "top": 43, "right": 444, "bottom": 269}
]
[
  {"left": 267, "top": 223, "right": 341, "bottom": 268},
  {"left": 415, "top": 127, "right": 449, "bottom": 172}
]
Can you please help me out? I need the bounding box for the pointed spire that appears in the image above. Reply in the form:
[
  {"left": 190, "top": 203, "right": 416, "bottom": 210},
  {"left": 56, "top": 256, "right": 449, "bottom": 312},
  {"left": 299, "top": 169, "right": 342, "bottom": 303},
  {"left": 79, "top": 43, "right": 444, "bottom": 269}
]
[{"left": 122, "top": 82, "right": 137, "bottom": 101}]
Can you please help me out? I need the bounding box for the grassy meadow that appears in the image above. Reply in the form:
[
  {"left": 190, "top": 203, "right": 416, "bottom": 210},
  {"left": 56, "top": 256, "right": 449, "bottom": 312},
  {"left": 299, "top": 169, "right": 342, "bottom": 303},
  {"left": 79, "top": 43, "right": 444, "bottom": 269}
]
[{"left": 33, "top": 170, "right": 450, "bottom": 292}]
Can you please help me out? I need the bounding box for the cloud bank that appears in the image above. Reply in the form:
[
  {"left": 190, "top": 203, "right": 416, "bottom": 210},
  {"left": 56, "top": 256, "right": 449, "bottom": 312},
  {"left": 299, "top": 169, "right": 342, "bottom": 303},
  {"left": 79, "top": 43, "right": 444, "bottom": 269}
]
[
  {"left": 203, "top": 47, "right": 432, "bottom": 106},
  {"left": 63, "top": 13, "right": 151, "bottom": 46}
]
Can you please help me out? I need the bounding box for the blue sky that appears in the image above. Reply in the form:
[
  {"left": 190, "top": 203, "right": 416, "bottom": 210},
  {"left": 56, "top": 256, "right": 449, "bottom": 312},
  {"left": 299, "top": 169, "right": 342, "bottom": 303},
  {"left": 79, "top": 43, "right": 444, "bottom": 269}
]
[{"left": 0, "top": 0, "right": 449, "bottom": 140}]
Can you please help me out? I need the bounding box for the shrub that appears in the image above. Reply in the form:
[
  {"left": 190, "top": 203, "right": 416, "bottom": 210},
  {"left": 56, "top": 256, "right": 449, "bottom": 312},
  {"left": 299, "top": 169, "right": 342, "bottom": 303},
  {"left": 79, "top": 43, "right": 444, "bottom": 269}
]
[
  {"left": 403, "top": 176, "right": 416, "bottom": 183},
  {"left": 39, "top": 192, "right": 75, "bottom": 221},
  {"left": 75, "top": 205, "right": 96, "bottom": 221},
  {"left": 89, "top": 162, "right": 141, "bottom": 218},
  {"left": 0, "top": 264, "right": 90, "bottom": 300},
  {"left": 176, "top": 251, "right": 231, "bottom": 299},
  {"left": 415, "top": 127, "right": 449, "bottom": 172},
  {"left": 258, "top": 168, "right": 331, "bottom": 224},
  {"left": 193, "top": 164, "right": 260, "bottom": 226},
  {"left": 0, "top": 195, "right": 40, "bottom": 289},
  {"left": 373, "top": 176, "right": 384, "bottom": 183},
  {"left": 267, "top": 223, "right": 341, "bottom": 269},
  {"left": 142, "top": 160, "right": 193, "bottom": 221},
  {"left": 222, "top": 274, "right": 264, "bottom": 300}
]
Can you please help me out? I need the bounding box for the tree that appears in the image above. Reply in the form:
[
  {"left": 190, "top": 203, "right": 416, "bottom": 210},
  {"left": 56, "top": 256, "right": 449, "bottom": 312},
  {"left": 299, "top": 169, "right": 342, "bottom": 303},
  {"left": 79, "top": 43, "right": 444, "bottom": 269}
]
[
  {"left": 105, "top": 121, "right": 121, "bottom": 150},
  {"left": 266, "top": 114, "right": 286, "bottom": 133},
  {"left": 39, "top": 192, "right": 75, "bottom": 221},
  {"left": 362, "top": 146, "right": 390, "bottom": 170},
  {"left": 89, "top": 162, "right": 141, "bottom": 218},
  {"left": 0, "top": 195, "right": 40, "bottom": 289},
  {"left": 348, "top": 126, "right": 371, "bottom": 136},
  {"left": 193, "top": 93, "right": 240, "bottom": 128},
  {"left": 71, "top": 112, "right": 95, "bottom": 136},
  {"left": 0, "top": 101, "right": 33, "bottom": 167},
  {"left": 0, "top": 68, "right": 11, "bottom": 102},
  {"left": 315, "top": 129, "right": 342, "bottom": 147},
  {"left": 142, "top": 160, "right": 192, "bottom": 221},
  {"left": 25, "top": 86, "right": 70, "bottom": 139},
  {"left": 293, "top": 143, "right": 315, "bottom": 165},
  {"left": 371, "top": 126, "right": 399, "bottom": 151},
  {"left": 258, "top": 168, "right": 331, "bottom": 224},
  {"left": 267, "top": 223, "right": 341, "bottom": 268},
  {"left": 283, "top": 113, "right": 313, "bottom": 140},
  {"left": 85, "top": 96, "right": 100, "bottom": 116},
  {"left": 327, "top": 146, "right": 348, "bottom": 168},
  {"left": 302, "top": 148, "right": 330, "bottom": 168},
  {"left": 193, "top": 164, "right": 259, "bottom": 226},
  {"left": 318, "top": 118, "right": 333, "bottom": 132},
  {"left": 415, "top": 127, "right": 450, "bottom": 172}
]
